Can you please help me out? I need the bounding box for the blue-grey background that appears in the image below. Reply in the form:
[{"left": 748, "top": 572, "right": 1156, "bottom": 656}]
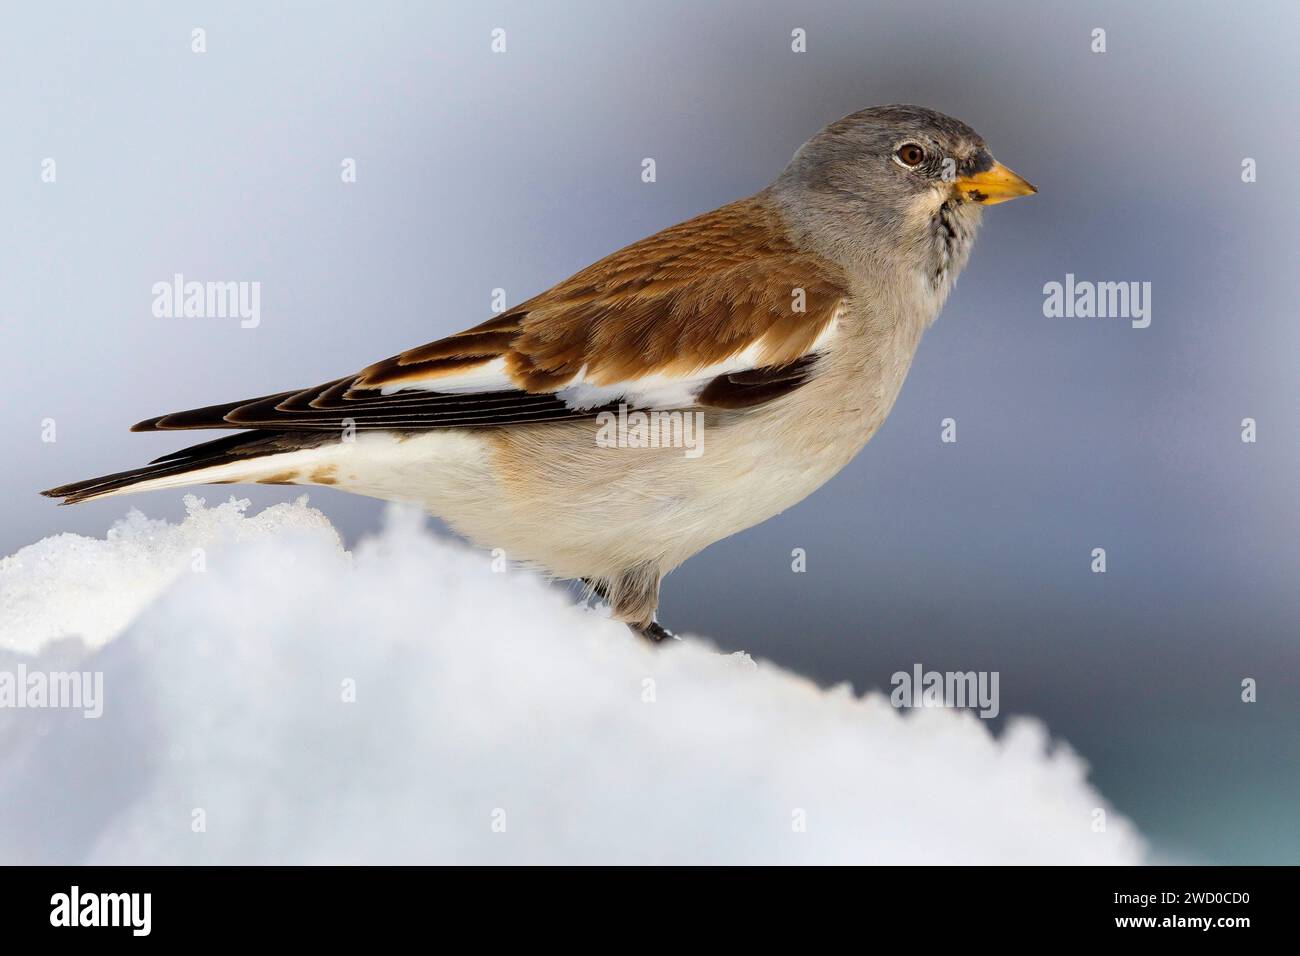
[{"left": 4, "top": 1, "right": 1297, "bottom": 863}]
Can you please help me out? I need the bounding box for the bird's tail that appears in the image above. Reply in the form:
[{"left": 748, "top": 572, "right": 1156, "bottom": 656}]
[{"left": 41, "top": 431, "right": 332, "bottom": 505}]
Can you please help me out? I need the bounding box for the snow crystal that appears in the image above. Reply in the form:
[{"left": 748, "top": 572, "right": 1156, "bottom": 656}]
[{"left": 0, "top": 498, "right": 1144, "bottom": 864}]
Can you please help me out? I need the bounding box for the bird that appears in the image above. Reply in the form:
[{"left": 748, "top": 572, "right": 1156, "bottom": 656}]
[{"left": 42, "top": 104, "right": 1036, "bottom": 642}]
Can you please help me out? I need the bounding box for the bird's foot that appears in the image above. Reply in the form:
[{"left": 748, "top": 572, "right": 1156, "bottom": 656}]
[{"left": 629, "top": 620, "right": 681, "bottom": 645}]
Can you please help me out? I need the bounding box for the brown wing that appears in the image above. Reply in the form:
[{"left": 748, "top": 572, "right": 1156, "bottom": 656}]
[{"left": 133, "top": 195, "right": 849, "bottom": 433}]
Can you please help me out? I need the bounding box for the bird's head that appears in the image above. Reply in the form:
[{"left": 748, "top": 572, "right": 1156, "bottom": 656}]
[{"left": 772, "top": 104, "right": 1036, "bottom": 282}]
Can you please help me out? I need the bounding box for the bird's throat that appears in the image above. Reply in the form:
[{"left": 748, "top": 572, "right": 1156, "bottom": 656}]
[{"left": 929, "top": 200, "right": 979, "bottom": 293}]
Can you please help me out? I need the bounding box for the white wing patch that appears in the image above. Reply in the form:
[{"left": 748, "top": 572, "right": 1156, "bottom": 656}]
[
  {"left": 555, "top": 343, "right": 767, "bottom": 410},
  {"left": 379, "top": 312, "right": 841, "bottom": 408},
  {"left": 556, "top": 316, "right": 841, "bottom": 410}
]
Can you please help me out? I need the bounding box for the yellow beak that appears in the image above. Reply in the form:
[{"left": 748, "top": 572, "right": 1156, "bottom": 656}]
[{"left": 953, "top": 161, "right": 1037, "bottom": 205}]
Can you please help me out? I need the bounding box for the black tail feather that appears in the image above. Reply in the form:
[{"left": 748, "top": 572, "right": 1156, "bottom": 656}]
[{"left": 40, "top": 430, "right": 325, "bottom": 505}]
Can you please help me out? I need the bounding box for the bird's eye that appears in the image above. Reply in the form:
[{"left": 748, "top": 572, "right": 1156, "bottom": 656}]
[{"left": 895, "top": 143, "right": 926, "bottom": 167}]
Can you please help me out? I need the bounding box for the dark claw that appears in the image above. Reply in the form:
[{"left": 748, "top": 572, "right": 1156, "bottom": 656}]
[{"left": 629, "top": 621, "right": 680, "bottom": 644}]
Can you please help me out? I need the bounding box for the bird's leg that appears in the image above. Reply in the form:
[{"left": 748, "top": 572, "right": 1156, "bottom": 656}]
[{"left": 604, "top": 562, "right": 679, "bottom": 645}]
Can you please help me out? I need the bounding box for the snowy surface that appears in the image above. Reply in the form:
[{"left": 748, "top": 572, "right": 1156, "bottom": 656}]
[
  {"left": 0, "top": 497, "right": 342, "bottom": 654},
  {"left": 0, "top": 496, "right": 1144, "bottom": 864}
]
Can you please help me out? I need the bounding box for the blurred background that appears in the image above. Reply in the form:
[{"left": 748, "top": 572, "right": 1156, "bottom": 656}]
[{"left": 3, "top": 0, "right": 1297, "bottom": 863}]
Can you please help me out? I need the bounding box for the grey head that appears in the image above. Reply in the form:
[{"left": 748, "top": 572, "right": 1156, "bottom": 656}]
[{"left": 768, "top": 104, "right": 1035, "bottom": 294}]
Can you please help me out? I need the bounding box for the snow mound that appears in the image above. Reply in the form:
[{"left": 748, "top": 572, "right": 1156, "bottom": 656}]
[
  {"left": 0, "top": 495, "right": 342, "bottom": 653},
  {"left": 0, "top": 498, "right": 1144, "bottom": 864}
]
